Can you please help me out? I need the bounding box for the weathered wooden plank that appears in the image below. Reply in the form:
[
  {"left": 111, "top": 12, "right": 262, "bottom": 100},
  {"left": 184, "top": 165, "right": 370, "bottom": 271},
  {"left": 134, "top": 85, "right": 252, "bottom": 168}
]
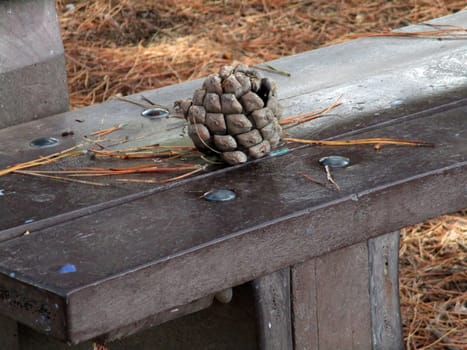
[
  {"left": 252, "top": 268, "right": 292, "bottom": 350},
  {"left": 0, "top": 273, "right": 67, "bottom": 341},
  {"left": 291, "top": 259, "right": 318, "bottom": 350},
  {"left": 292, "top": 233, "right": 403, "bottom": 350},
  {"left": 368, "top": 232, "right": 404, "bottom": 350},
  {"left": 0, "top": 314, "right": 19, "bottom": 350},
  {"left": 315, "top": 242, "right": 372, "bottom": 350},
  {"left": 0, "top": 0, "right": 69, "bottom": 128},
  {"left": 1, "top": 98, "right": 462, "bottom": 240},
  {"left": 0, "top": 28, "right": 465, "bottom": 235},
  {"left": 0, "top": 104, "right": 465, "bottom": 343}
]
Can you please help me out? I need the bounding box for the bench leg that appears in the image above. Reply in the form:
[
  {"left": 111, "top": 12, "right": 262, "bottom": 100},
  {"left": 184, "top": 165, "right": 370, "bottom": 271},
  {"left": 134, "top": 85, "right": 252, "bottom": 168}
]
[
  {"left": 252, "top": 268, "right": 293, "bottom": 350},
  {"left": 368, "top": 232, "right": 404, "bottom": 350},
  {"left": 291, "top": 231, "right": 403, "bottom": 350}
]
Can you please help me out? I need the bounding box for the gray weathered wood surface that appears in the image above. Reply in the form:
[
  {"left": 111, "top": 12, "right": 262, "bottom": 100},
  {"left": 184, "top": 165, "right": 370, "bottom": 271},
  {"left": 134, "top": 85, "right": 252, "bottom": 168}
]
[
  {"left": 252, "top": 268, "right": 293, "bottom": 350},
  {"left": 0, "top": 0, "right": 69, "bottom": 128},
  {"left": 291, "top": 260, "right": 319, "bottom": 350},
  {"left": 0, "top": 99, "right": 464, "bottom": 343},
  {"left": 292, "top": 242, "right": 372, "bottom": 350},
  {"left": 369, "top": 232, "right": 404, "bottom": 350},
  {"left": 291, "top": 232, "right": 404, "bottom": 350},
  {"left": 314, "top": 241, "right": 372, "bottom": 349}
]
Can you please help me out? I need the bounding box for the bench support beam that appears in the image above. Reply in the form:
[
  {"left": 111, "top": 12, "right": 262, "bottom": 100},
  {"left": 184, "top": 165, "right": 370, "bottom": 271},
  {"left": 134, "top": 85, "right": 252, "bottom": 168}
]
[
  {"left": 252, "top": 268, "right": 293, "bottom": 350},
  {"left": 291, "top": 232, "right": 403, "bottom": 350},
  {"left": 369, "top": 232, "right": 404, "bottom": 350}
]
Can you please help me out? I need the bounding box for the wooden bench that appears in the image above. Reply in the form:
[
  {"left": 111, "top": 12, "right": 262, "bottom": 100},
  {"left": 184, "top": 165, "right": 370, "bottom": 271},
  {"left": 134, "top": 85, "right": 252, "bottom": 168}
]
[{"left": 0, "top": 2, "right": 466, "bottom": 349}]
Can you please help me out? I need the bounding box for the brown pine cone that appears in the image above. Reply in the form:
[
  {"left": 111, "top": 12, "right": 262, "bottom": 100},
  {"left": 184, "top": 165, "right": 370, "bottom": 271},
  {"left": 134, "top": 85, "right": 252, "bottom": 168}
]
[{"left": 175, "top": 64, "right": 282, "bottom": 165}]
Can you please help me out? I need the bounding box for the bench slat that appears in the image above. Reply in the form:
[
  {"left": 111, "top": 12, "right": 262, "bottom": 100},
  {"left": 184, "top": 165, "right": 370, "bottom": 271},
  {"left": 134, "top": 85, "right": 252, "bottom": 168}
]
[
  {"left": 1, "top": 95, "right": 463, "bottom": 239},
  {"left": 0, "top": 102, "right": 465, "bottom": 342}
]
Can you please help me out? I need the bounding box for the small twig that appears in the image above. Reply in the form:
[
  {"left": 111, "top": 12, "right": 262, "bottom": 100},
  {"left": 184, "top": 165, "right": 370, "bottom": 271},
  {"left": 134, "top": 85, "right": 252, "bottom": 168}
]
[
  {"left": 420, "top": 23, "right": 465, "bottom": 30},
  {"left": 159, "top": 165, "right": 206, "bottom": 183},
  {"left": 90, "top": 123, "right": 127, "bottom": 137},
  {"left": 300, "top": 173, "right": 328, "bottom": 188},
  {"left": 89, "top": 149, "right": 181, "bottom": 159},
  {"left": 200, "top": 155, "right": 223, "bottom": 164},
  {"left": 15, "top": 170, "right": 108, "bottom": 186},
  {"left": 140, "top": 94, "right": 168, "bottom": 109},
  {"left": 254, "top": 64, "right": 291, "bottom": 77},
  {"left": 29, "top": 162, "right": 200, "bottom": 177},
  {"left": 114, "top": 95, "right": 170, "bottom": 110},
  {"left": 421, "top": 327, "right": 460, "bottom": 350},
  {"left": 283, "top": 137, "right": 434, "bottom": 147},
  {"left": 280, "top": 96, "right": 342, "bottom": 127},
  {"left": 113, "top": 95, "right": 152, "bottom": 109},
  {"left": 188, "top": 114, "right": 221, "bottom": 154},
  {"left": 0, "top": 145, "right": 84, "bottom": 177},
  {"left": 87, "top": 144, "right": 197, "bottom": 160},
  {"left": 71, "top": 166, "right": 199, "bottom": 177},
  {"left": 349, "top": 27, "right": 467, "bottom": 39},
  {"left": 116, "top": 165, "right": 205, "bottom": 184},
  {"left": 116, "top": 178, "right": 160, "bottom": 184},
  {"left": 324, "top": 165, "right": 340, "bottom": 191}
]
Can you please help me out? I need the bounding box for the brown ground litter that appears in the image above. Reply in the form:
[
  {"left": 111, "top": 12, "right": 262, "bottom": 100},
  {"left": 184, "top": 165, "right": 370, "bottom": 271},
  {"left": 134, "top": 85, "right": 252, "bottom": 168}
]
[
  {"left": 56, "top": 0, "right": 466, "bottom": 108},
  {"left": 400, "top": 212, "right": 466, "bottom": 350},
  {"left": 55, "top": 1, "right": 466, "bottom": 348}
]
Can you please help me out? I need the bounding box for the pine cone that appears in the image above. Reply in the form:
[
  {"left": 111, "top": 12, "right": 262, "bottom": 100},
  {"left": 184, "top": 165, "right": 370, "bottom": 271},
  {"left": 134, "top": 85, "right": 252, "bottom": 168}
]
[{"left": 175, "top": 64, "right": 282, "bottom": 165}]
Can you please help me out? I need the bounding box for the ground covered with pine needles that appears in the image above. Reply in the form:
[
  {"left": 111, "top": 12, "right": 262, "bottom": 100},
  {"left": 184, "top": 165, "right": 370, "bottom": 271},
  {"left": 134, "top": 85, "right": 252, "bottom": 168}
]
[{"left": 56, "top": 1, "right": 466, "bottom": 348}]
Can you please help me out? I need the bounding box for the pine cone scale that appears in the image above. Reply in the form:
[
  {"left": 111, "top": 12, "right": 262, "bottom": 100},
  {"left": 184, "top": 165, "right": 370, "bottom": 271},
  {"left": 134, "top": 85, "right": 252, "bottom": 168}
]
[{"left": 176, "top": 64, "right": 282, "bottom": 164}]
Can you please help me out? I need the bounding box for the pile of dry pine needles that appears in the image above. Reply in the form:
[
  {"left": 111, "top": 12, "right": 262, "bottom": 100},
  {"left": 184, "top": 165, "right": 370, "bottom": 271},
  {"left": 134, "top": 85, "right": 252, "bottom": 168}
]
[{"left": 55, "top": 1, "right": 466, "bottom": 348}]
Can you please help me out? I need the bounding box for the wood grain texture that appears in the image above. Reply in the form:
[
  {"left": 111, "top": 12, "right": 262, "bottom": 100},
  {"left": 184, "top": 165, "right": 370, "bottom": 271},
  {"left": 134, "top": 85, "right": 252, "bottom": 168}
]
[
  {"left": 0, "top": 274, "right": 67, "bottom": 341},
  {"left": 292, "top": 233, "right": 404, "bottom": 350},
  {"left": 0, "top": 91, "right": 464, "bottom": 235},
  {"left": 368, "top": 232, "right": 404, "bottom": 350},
  {"left": 315, "top": 242, "right": 372, "bottom": 350},
  {"left": 252, "top": 268, "right": 293, "bottom": 350},
  {"left": 0, "top": 103, "right": 464, "bottom": 342},
  {"left": 291, "top": 259, "right": 319, "bottom": 350},
  {"left": 0, "top": 0, "right": 68, "bottom": 128}
]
